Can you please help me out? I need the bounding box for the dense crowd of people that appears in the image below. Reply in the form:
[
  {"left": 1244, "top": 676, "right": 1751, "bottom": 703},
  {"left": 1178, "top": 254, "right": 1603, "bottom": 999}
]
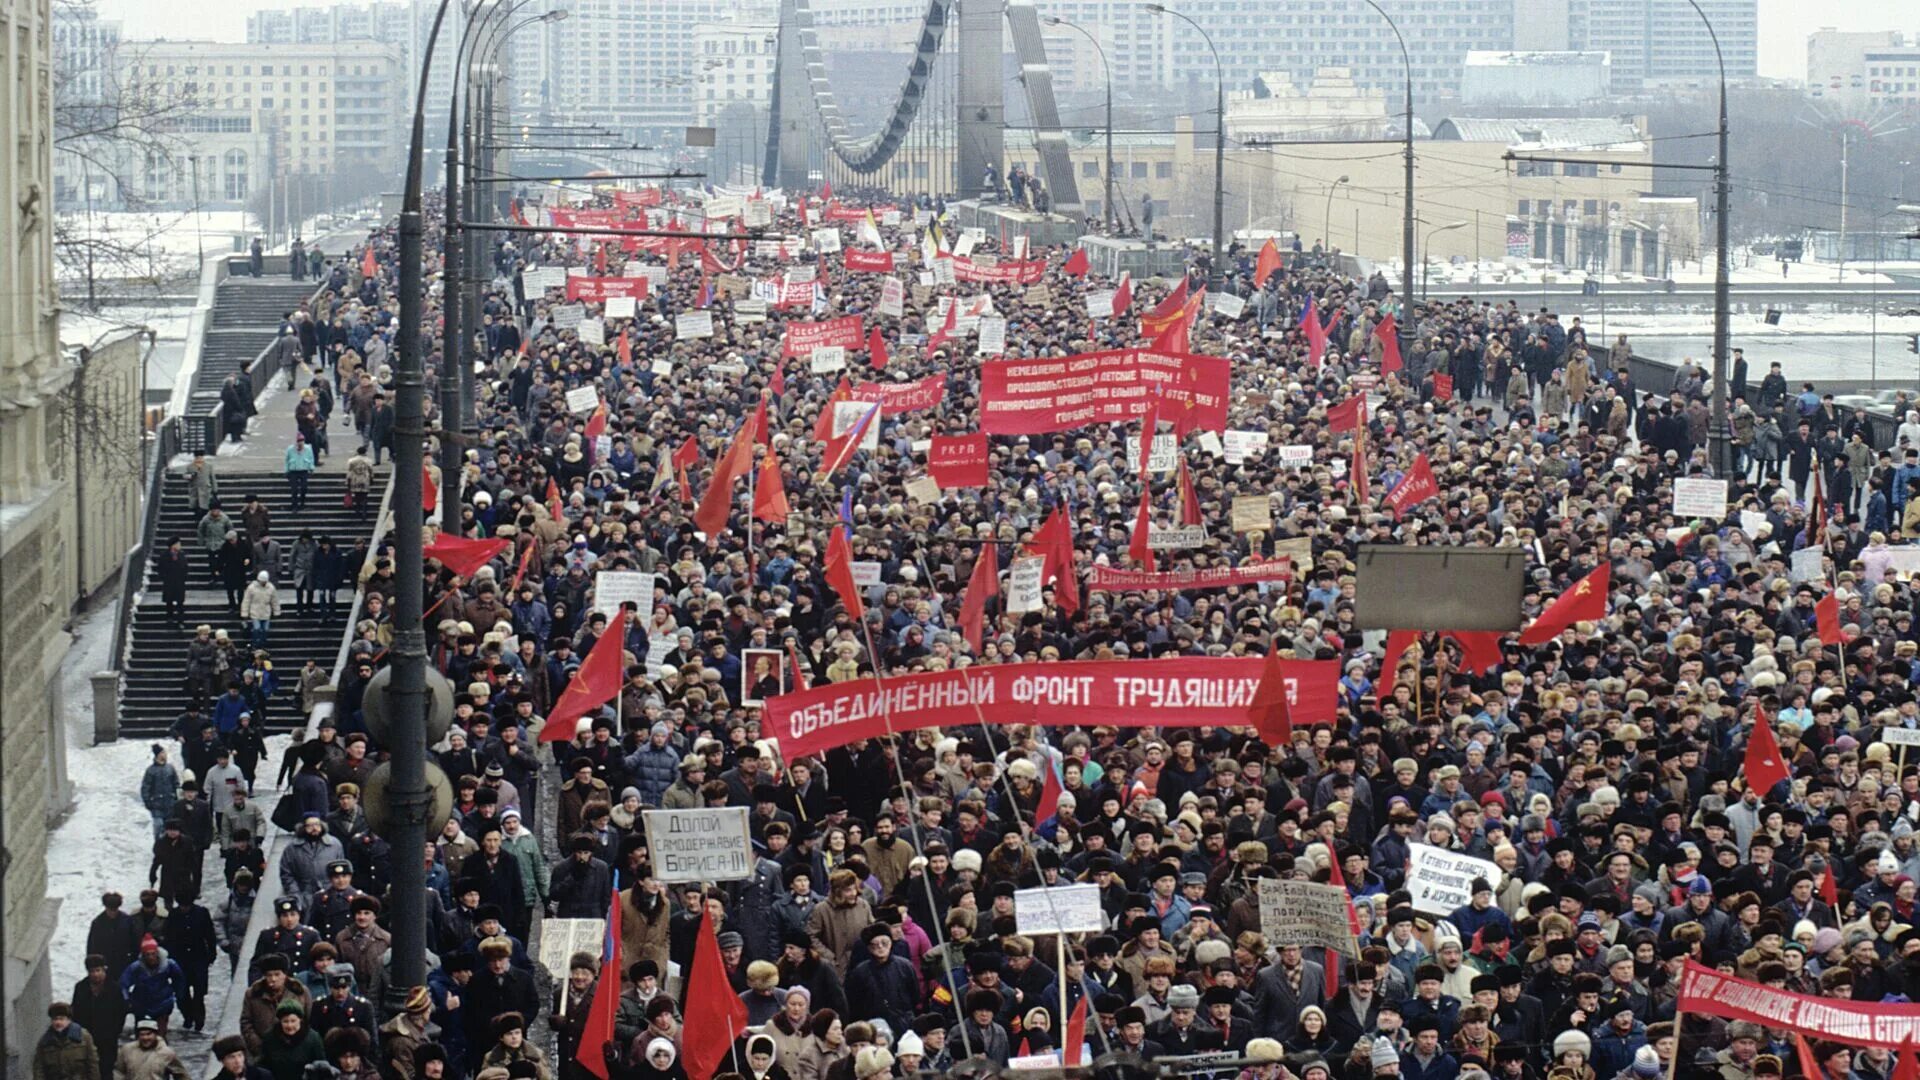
[{"left": 41, "top": 180, "right": 1920, "bottom": 1080}]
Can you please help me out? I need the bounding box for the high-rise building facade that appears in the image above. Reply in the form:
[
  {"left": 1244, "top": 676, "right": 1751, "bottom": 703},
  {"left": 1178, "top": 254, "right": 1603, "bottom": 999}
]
[
  {"left": 1566, "top": 0, "right": 1757, "bottom": 89},
  {"left": 550, "top": 0, "right": 737, "bottom": 138}
]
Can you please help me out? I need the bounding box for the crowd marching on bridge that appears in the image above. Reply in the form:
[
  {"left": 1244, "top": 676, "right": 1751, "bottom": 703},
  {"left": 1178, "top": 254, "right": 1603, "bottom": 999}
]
[{"left": 38, "top": 178, "right": 1920, "bottom": 1080}]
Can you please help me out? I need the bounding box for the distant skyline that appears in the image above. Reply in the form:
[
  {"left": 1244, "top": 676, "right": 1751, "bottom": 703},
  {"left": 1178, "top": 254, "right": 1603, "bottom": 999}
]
[{"left": 91, "top": 0, "right": 1920, "bottom": 83}]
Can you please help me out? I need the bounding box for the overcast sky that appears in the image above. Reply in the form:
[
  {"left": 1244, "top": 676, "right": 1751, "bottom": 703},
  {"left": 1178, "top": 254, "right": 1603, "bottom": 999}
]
[{"left": 96, "top": 0, "right": 1920, "bottom": 82}]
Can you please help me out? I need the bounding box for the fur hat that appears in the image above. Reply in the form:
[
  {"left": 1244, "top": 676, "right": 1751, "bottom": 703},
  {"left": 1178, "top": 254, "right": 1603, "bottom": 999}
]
[
  {"left": 1554, "top": 1031, "right": 1592, "bottom": 1060},
  {"left": 854, "top": 1048, "right": 895, "bottom": 1079},
  {"left": 491, "top": 1011, "right": 527, "bottom": 1040},
  {"left": 747, "top": 960, "right": 780, "bottom": 991}
]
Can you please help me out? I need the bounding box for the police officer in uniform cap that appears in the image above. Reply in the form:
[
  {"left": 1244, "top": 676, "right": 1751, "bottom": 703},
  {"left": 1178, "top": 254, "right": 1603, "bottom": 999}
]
[
  {"left": 250, "top": 897, "right": 322, "bottom": 979},
  {"left": 307, "top": 860, "right": 365, "bottom": 941}
]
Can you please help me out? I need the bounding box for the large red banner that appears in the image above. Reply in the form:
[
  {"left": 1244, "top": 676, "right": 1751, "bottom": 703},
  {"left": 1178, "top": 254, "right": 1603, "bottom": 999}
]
[
  {"left": 765, "top": 657, "right": 1340, "bottom": 760},
  {"left": 1086, "top": 559, "right": 1296, "bottom": 591},
  {"left": 850, "top": 375, "right": 945, "bottom": 414},
  {"left": 1676, "top": 959, "right": 1920, "bottom": 1047},
  {"left": 952, "top": 257, "right": 1047, "bottom": 285},
  {"left": 843, "top": 250, "right": 897, "bottom": 273},
  {"left": 782, "top": 315, "right": 864, "bottom": 357},
  {"left": 980, "top": 349, "right": 1231, "bottom": 435},
  {"left": 825, "top": 204, "right": 893, "bottom": 221},
  {"left": 928, "top": 434, "right": 989, "bottom": 488},
  {"left": 614, "top": 188, "right": 663, "bottom": 210},
  {"left": 565, "top": 276, "right": 650, "bottom": 302}
]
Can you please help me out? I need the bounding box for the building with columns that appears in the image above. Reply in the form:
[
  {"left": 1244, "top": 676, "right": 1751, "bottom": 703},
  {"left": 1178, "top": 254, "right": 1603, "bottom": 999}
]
[{"left": 0, "top": 0, "right": 75, "bottom": 1066}]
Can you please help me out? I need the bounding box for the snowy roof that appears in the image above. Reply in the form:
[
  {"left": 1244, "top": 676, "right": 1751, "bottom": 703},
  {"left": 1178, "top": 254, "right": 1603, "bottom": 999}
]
[
  {"left": 1464, "top": 51, "right": 1610, "bottom": 68},
  {"left": 1431, "top": 117, "right": 1643, "bottom": 151}
]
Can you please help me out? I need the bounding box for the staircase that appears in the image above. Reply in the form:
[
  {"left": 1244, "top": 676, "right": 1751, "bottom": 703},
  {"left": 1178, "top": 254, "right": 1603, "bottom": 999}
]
[
  {"left": 119, "top": 469, "right": 386, "bottom": 737},
  {"left": 185, "top": 278, "right": 321, "bottom": 420}
]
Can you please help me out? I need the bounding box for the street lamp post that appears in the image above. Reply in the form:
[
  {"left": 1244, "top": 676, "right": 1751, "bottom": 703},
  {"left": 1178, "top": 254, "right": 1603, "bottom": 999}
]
[
  {"left": 1359, "top": 0, "right": 1414, "bottom": 364},
  {"left": 391, "top": 0, "right": 462, "bottom": 997},
  {"left": 1683, "top": 0, "right": 1733, "bottom": 475},
  {"left": 1045, "top": 15, "right": 1116, "bottom": 232},
  {"left": 1323, "top": 174, "right": 1348, "bottom": 254},
  {"left": 1146, "top": 4, "right": 1224, "bottom": 290}
]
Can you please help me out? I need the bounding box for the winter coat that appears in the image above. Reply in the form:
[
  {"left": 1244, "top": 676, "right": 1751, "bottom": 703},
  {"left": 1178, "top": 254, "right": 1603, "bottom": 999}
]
[
  {"left": 187, "top": 463, "right": 219, "bottom": 510},
  {"left": 111, "top": 1038, "right": 189, "bottom": 1080},
  {"left": 794, "top": 1037, "right": 849, "bottom": 1080},
  {"left": 619, "top": 888, "right": 674, "bottom": 975},
  {"left": 500, "top": 829, "right": 550, "bottom": 909},
  {"left": 255, "top": 1025, "right": 325, "bottom": 1080},
  {"left": 280, "top": 833, "right": 346, "bottom": 898},
  {"left": 240, "top": 977, "right": 312, "bottom": 1056},
  {"left": 241, "top": 581, "right": 282, "bottom": 620},
  {"left": 549, "top": 855, "right": 615, "bottom": 919},
  {"left": 624, "top": 743, "right": 679, "bottom": 805},
  {"left": 71, "top": 974, "right": 128, "bottom": 1059},
  {"left": 806, "top": 896, "right": 873, "bottom": 976},
  {"left": 31, "top": 1024, "right": 98, "bottom": 1080},
  {"left": 119, "top": 952, "right": 185, "bottom": 1018},
  {"left": 140, "top": 765, "right": 179, "bottom": 817}
]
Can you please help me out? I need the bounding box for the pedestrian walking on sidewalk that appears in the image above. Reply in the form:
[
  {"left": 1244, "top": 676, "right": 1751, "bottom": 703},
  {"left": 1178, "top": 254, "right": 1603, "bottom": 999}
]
[
  {"left": 241, "top": 572, "right": 281, "bottom": 651},
  {"left": 284, "top": 435, "right": 315, "bottom": 512}
]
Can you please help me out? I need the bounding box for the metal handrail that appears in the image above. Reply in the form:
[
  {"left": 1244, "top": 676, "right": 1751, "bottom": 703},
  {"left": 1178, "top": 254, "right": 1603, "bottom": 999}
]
[{"left": 110, "top": 417, "right": 181, "bottom": 678}]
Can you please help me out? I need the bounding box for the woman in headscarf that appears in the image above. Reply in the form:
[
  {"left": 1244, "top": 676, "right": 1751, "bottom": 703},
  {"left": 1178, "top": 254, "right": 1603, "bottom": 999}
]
[
  {"left": 625, "top": 1037, "right": 687, "bottom": 1080},
  {"left": 768, "top": 986, "right": 813, "bottom": 1075}
]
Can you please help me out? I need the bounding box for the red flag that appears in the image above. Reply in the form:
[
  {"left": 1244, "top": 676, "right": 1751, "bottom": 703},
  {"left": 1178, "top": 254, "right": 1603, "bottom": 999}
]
[
  {"left": 1177, "top": 459, "right": 1203, "bottom": 526},
  {"left": 1383, "top": 452, "right": 1438, "bottom": 518},
  {"left": 693, "top": 412, "right": 759, "bottom": 536},
  {"left": 1139, "top": 277, "right": 1191, "bottom": 339},
  {"left": 584, "top": 403, "right": 609, "bottom": 442},
  {"left": 672, "top": 435, "right": 700, "bottom": 473},
  {"left": 1891, "top": 1043, "right": 1919, "bottom": 1080},
  {"left": 546, "top": 477, "right": 565, "bottom": 521},
  {"left": 1818, "top": 864, "right": 1840, "bottom": 908},
  {"left": 786, "top": 641, "right": 812, "bottom": 693},
  {"left": 958, "top": 547, "right": 999, "bottom": 654},
  {"left": 576, "top": 887, "right": 623, "bottom": 1079},
  {"left": 824, "top": 527, "right": 865, "bottom": 621},
  {"left": 814, "top": 377, "right": 853, "bottom": 442},
  {"left": 1062, "top": 993, "right": 1089, "bottom": 1067},
  {"left": 821, "top": 402, "right": 880, "bottom": 479},
  {"left": 1518, "top": 563, "right": 1612, "bottom": 645},
  {"left": 360, "top": 246, "right": 377, "bottom": 280},
  {"left": 1254, "top": 238, "right": 1282, "bottom": 288},
  {"left": 1795, "top": 1036, "right": 1823, "bottom": 1080},
  {"left": 1129, "top": 488, "right": 1156, "bottom": 573},
  {"left": 1376, "top": 629, "right": 1419, "bottom": 704},
  {"left": 1034, "top": 755, "right": 1063, "bottom": 823},
  {"left": 752, "top": 453, "right": 790, "bottom": 523},
  {"left": 1246, "top": 648, "right": 1294, "bottom": 746},
  {"left": 1111, "top": 274, "right": 1133, "bottom": 318},
  {"left": 1327, "top": 395, "right": 1368, "bottom": 433},
  {"left": 422, "top": 465, "right": 438, "bottom": 515},
  {"left": 595, "top": 243, "right": 608, "bottom": 275},
  {"left": 509, "top": 538, "right": 537, "bottom": 592},
  {"left": 1324, "top": 854, "right": 1362, "bottom": 996},
  {"left": 421, "top": 535, "right": 509, "bottom": 578},
  {"left": 1815, "top": 592, "right": 1846, "bottom": 647},
  {"left": 1062, "top": 247, "right": 1090, "bottom": 277},
  {"left": 1301, "top": 297, "right": 1328, "bottom": 367},
  {"left": 540, "top": 622, "right": 625, "bottom": 740},
  {"left": 927, "top": 302, "right": 958, "bottom": 352},
  {"left": 821, "top": 180, "right": 832, "bottom": 202},
  {"left": 770, "top": 358, "right": 787, "bottom": 397},
  {"left": 1025, "top": 508, "right": 1079, "bottom": 617},
  {"left": 867, "top": 326, "right": 889, "bottom": 371},
  {"left": 1744, "top": 704, "right": 1792, "bottom": 797},
  {"left": 1376, "top": 312, "right": 1403, "bottom": 374},
  {"left": 1444, "top": 630, "right": 1504, "bottom": 675},
  {"left": 681, "top": 913, "right": 749, "bottom": 1080}
]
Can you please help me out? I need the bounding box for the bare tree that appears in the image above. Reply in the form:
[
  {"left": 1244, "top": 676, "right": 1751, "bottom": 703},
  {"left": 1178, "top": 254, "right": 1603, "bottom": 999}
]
[{"left": 52, "top": 0, "right": 211, "bottom": 306}]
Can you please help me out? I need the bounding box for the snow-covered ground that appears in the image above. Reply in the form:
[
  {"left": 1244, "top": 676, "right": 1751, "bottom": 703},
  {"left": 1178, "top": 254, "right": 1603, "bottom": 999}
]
[
  {"left": 1594, "top": 310, "right": 1920, "bottom": 337},
  {"left": 1400, "top": 255, "right": 1914, "bottom": 288},
  {"left": 51, "top": 603, "right": 293, "bottom": 1066}
]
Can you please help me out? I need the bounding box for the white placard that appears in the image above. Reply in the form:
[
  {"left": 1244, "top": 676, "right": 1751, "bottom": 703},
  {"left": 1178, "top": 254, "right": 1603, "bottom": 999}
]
[
  {"left": 1256, "top": 879, "right": 1359, "bottom": 957},
  {"left": 1127, "top": 433, "right": 1180, "bottom": 476},
  {"left": 605, "top": 296, "right": 637, "bottom": 320},
  {"left": 811, "top": 228, "right": 842, "bottom": 253},
  {"left": 930, "top": 258, "right": 956, "bottom": 287},
  {"left": 1232, "top": 495, "right": 1272, "bottom": 534},
  {"left": 785, "top": 265, "right": 817, "bottom": 285},
  {"left": 525, "top": 267, "right": 567, "bottom": 290},
  {"left": 1196, "top": 431, "right": 1224, "bottom": 457},
  {"left": 811, "top": 346, "right": 849, "bottom": 374},
  {"left": 1086, "top": 290, "right": 1116, "bottom": 319},
  {"left": 594, "top": 570, "right": 655, "bottom": 617},
  {"left": 953, "top": 232, "right": 978, "bottom": 258},
  {"left": 917, "top": 271, "right": 935, "bottom": 287},
  {"left": 1211, "top": 292, "right": 1247, "bottom": 319},
  {"left": 1278, "top": 444, "right": 1313, "bottom": 467},
  {"left": 1672, "top": 477, "right": 1729, "bottom": 519},
  {"left": 651, "top": 359, "right": 674, "bottom": 377},
  {"left": 1405, "top": 843, "right": 1502, "bottom": 915},
  {"left": 907, "top": 476, "right": 941, "bottom": 504},
  {"left": 913, "top": 210, "right": 934, "bottom": 226},
  {"left": 1738, "top": 510, "right": 1769, "bottom": 538},
  {"left": 552, "top": 304, "right": 586, "bottom": 329},
  {"left": 830, "top": 400, "right": 881, "bottom": 450},
  {"left": 977, "top": 316, "right": 1007, "bottom": 356},
  {"left": 624, "top": 265, "right": 668, "bottom": 288},
  {"left": 850, "top": 561, "right": 882, "bottom": 587},
  {"left": 735, "top": 298, "right": 768, "bottom": 324},
  {"left": 1148, "top": 525, "right": 1207, "bottom": 550},
  {"left": 704, "top": 195, "right": 744, "bottom": 219},
  {"left": 578, "top": 318, "right": 605, "bottom": 347},
  {"left": 675, "top": 311, "right": 715, "bottom": 340},
  {"left": 879, "top": 277, "right": 905, "bottom": 319},
  {"left": 882, "top": 210, "right": 902, "bottom": 227},
  {"left": 1883, "top": 548, "right": 1920, "bottom": 577},
  {"left": 1013, "top": 884, "right": 1106, "bottom": 935},
  {"left": 1008, "top": 556, "right": 1046, "bottom": 613},
  {"left": 1790, "top": 547, "right": 1824, "bottom": 583},
  {"left": 565, "top": 386, "right": 600, "bottom": 415},
  {"left": 1880, "top": 726, "right": 1920, "bottom": 747},
  {"left": 1224, "top": 431, "right": 1271, "bottom": 464},
  {"left": 536, "top": 919, "right": 607, "bottom": 975},
  {"left": 642, "top": 807, "right": 754, "bottom": 883},
  {"left": 745, "top": 201, "right": 773, "bottom": 228}
]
